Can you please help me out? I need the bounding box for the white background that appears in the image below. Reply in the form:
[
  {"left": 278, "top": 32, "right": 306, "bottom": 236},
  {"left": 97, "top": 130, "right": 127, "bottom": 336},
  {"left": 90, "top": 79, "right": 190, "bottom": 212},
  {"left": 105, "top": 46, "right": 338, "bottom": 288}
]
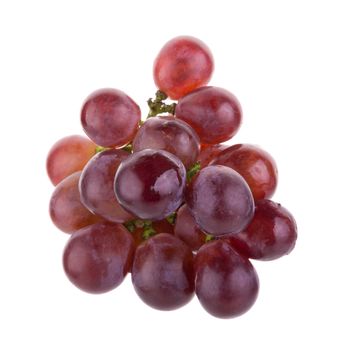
[{"left": 1, "top": 0, "right": 349, "bottom": 349}]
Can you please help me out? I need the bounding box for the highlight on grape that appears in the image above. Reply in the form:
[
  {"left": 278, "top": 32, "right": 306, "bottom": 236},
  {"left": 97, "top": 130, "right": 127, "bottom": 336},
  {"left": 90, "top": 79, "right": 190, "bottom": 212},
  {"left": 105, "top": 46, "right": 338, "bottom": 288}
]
[{"left": 47, "top": 36, "right": 297, "bottom": 319}]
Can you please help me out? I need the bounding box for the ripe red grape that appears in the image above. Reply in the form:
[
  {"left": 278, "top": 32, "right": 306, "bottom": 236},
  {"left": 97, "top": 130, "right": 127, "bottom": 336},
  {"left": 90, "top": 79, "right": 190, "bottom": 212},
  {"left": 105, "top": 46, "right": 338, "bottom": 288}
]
[
  {"left": 115, "top": 149, "right": 186, "bottom": 220},
  {"left": 174, "top": 204, "right": 207, "bottom": 251},
  {"left": 227, "top": 200, "right": 297, "bottom": 260},
  {"left": 81, "top": 88, "right": 141, "bottom": 147},
  {"left": 79, "top": 149, "right": 133, "bottom": 223},
  {"left": 195, "top": 239, "right": 259, "bottom": 318},
  {"left": 186, "top": 165, "right": 254, "bottom": 236},
  {"left": 212, "top": 144, "right": 278, "bottom": 200},
  {"left": 197, "top": 143, "right": 229, "bottom": 168},
  {"left": 132, "top": 233, "right": 194, "bottom": 310},
  {"left": 176, "top": 86, "right": 242, "bottom": 144},
  {"left": 133, "top": 116, "right": 200, "bottom": 169},
  {"left": 49, "top": 171, "right": 101, "bottom": 234},
  {"left": 153, "top": 36, "right": 214, "bottom": 100},
  {"left": 46, "top": 135, "right": 96, "bottom": 186},
  {"left": 63, "top": 222, "right": 135, "bottom": 294}
]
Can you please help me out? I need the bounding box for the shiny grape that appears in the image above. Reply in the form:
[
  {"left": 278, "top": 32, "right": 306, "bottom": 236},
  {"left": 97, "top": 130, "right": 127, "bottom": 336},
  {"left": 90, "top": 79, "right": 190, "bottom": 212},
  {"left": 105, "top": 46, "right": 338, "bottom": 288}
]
[
  {"left": 79, "top": 149, "right": 133, "bottom": 223},
  {"left": 195, "top": 239, "right": 259, "bottom": 318},
  {"left": 81, "top": 88, "right": 141, "bottom": 147},
  {"left": 46, "top": 135, "right": 96, "bottom": 186},
  {"left": 132, "top": 233, "right": 194, "bottom": 310},
  {"left": 186, "top": 165, "right": 254, "bottom": 236},
  {"left": 115, "top": 149, "right": 186, "bottom": 220},
  {"left": 63, "top": 222, "right": 135, "bottom": 294},
  {"left": 176, "top": 86, "right": 242, "bottom": 144},
  {"left": 213, "top": 144, "right": 278, "bottom": 200},
  {"left": 153, "top": 36, "right": 214, "bottom": 100},
  {"left": 227, "top": 200, "right": 297, "bottom": 260},
  {"left": 133, "top": 116, "right": 200, "bottom": 169},
  {"left": 49, "top": 171, "right": 101, "bottom": 233}
]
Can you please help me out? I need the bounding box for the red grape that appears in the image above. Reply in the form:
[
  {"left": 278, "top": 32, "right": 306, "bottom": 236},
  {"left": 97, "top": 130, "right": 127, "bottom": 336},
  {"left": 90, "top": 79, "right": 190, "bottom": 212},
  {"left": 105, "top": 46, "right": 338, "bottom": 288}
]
[
  {"left": 153, "top": 36, "right": 214, "bottom": 100},
  {"left": 174, "top": 204, "right": 207, "bottom": 251},
  {"left": 197, "top": 143, "right": 229, "bottom": 168},
  {"left": 46, "top": 135, "right": 96, "bottom": 186},
  {"left": 79, "top": 149, "right": 134, "bottom": 223},
  {"left": 212, "top": 144, "right": 278, "bottom": 200},
  {"left": 49, "top": 171, "right": 101, "bottom": 234},
  {"left": 115, "top": 149, "right": 186, "bottom": 220},
  {"left": 195, "top": 239, "right": 259, "bottom": 318},
  {"left": 133, "top": 116, "right": 200, "bottom": 169},
  {"left": 63, "top": 222, "right": 135, "bottom": 294},
  {"left": 176, "top": 86, "right": 242, "bottom": 144},
  {"left": 186, "top": 165, "right": 254, "bottom": 236},
  {"left": 81, "top": 88, "right": 141, "bottom": 147},
  {"left": 227, "top": 200, "right": 297, "bottom": 260},
  {"left": 132, "top": 233, "right": 194, "bottom": 310}
]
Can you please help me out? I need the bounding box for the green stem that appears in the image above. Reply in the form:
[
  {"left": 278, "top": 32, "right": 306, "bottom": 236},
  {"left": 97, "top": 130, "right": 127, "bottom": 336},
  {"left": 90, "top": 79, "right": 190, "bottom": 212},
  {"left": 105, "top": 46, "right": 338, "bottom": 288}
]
[
  {"left": 205, "top": 234, "right": 214, "bottom": 242},
  {"left": 147, "top": 90, "right": 177, "bottom": 118},
  {"left": 95, "top": 145, "right": 109, "bottom": 154},
  {"left": 186, "top": 161, "right": 201, "bottom": 182}
]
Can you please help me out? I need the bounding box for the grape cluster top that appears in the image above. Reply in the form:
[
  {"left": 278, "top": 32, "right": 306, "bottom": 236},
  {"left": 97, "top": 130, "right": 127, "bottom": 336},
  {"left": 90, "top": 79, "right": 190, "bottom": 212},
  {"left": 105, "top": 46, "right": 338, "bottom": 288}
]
[{"left": 47, "top": 36, "right": 297, "bottom": 319}]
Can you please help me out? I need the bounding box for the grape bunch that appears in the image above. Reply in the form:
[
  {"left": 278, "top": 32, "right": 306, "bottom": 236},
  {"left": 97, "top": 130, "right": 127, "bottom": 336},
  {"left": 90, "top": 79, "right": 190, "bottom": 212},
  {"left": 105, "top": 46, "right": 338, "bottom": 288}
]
[{"left": 47, "top": 36, "right": 297, "bottom": 319}]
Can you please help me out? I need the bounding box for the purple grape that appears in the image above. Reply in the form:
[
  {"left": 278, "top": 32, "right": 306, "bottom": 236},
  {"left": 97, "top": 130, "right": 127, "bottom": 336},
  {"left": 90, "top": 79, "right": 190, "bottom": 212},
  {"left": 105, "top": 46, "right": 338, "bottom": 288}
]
[
  {"left": 186, "top": 165, "right": 254, "bottom": 236},
  {"left": 133, "top": 116, "right": 200, "bottom": 169},
  {"left": 195, "top": 239, "right": 259, "bottom": 318},
  {"left": 132, "top": 233, "right": 194, "bottom": 310},
  {"left": 114, "top": 149, "right": 186, "bottom": 220},
  {"left": 63, "top": 222, "right": 135, "bottom": 294},
  {"left": 79, "top": 149, "right": 134, "bottom": 223}
]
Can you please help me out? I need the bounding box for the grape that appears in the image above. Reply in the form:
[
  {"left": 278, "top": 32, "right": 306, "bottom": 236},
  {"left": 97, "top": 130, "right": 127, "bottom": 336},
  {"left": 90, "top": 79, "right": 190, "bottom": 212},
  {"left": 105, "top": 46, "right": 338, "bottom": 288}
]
[
  {"left": 132, "top": 233, "right": 194, "bottom": 310},
  {"left": 174, "top": 204, "right": 207, "bottom": 251},
  {"left": 197, "top": 143, "right": 229, "bottom": 168},
  {"left": 176, "top": 86, "right": 242, "bottom": 144},
  {"left": 130, "top": 219, "right": 175, "bottom": 247},
  {"left": 63, "top": 222, "right": 135, "bottom": 294},
  {"left": 115, "top": 149, "right": 186, "bottom": 220},
  {"left": 153, "top": 36, "right": 214, "bottom": 100},
  {"left": 49, "top": 171, "right": 101, "bottom": 234},
  {"left": 46, "top": 135, "right": 96, "bottom": 186},
  {"left": 212, "top": 144, "right": 278, "bottom": 200},
  {"left": 81, "top": 88, "right": 141, "bottom": 147},
  {"left": 186, "top": 165, "right": 254, "bottom": 236},
  {"left": 195, "top": 239, "right": 259, "bottom": 318},
  {"left": 227, "top": 200, "right": 297, "bottom": 260},
  {"left": 79, "top": 149, "right": 133, "bottom": 223},
  {"left": 133, "top": 116, "right": 200, "bottom": 169}
]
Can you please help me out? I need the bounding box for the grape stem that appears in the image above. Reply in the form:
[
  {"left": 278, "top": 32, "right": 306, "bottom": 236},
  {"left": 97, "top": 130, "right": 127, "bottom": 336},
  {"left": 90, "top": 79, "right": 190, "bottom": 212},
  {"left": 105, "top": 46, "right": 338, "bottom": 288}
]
[
  {"left": 186, "top": 161, "right": 201, "bottom": 182},
  {"left": 147, "top": 90, "right": 177, "bottom": 118}
]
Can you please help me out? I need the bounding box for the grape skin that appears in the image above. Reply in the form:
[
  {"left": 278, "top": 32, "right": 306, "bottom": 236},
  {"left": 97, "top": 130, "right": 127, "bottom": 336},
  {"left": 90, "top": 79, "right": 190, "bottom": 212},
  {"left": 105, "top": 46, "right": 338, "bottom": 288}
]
[
  {"left": 226, "top": 200, "right": 297, "bottom": 260},
  {"left": 174, "top": 204, "right": 207, "bottom": 251},
  {"left": 153, "top": 36, "right": 214, "bottom": 100},
  {"left": 176, "top": 86, "right": 242, "bottom": 144},
  {"left": 115, "top": 149, "right": 186, "bottom": 221},
  {"left": 46, "top": 135, "right": 96, "bottom": 186},
  {"left": 49, "top": 171, "right": 101, "bottom": 234},
  {"left": 195, "top": 239, "right": 259, "bottom": 318},
  {"left": 63, "top": 222, "right": 135, "bottom": 294},
  {"left": 197, "top": 143, "right": 229, "bottom": 168},
  {"left": 186, "top": 165, "right": 255, "bottom": 236},
  {"left": 81, "top": 88, "right": 141, "bottom": 147},
  {"left": 212, "top": 144, "right": 278, "bottom": 200},
  {"left": 132, "top": 233, "right": 194, "bottom": 310},
  {"left": 79, "top": 149, "right": 134, "bottom": 223},
  {"left": 133, "top": 116, "right": 200, "bottom": 169}
]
